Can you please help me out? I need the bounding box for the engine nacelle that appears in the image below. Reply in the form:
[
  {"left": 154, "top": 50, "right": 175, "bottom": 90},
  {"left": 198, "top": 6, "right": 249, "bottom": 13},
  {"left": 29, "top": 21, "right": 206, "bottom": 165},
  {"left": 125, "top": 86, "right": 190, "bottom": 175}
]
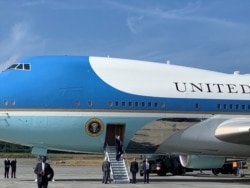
[{"left": 179, "top": 155, "right": 225, "bottom": 169}]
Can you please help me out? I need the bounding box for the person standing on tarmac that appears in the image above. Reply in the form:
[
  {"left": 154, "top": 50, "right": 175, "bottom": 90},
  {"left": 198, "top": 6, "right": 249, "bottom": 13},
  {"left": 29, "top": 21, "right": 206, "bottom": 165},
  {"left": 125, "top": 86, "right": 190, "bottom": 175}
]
[
  {"left": 10, "top": 158, "right": 17, "bottom": 178},
  {"left": 34, "top": 156, "right": 54, "bottom": 188},
  {"left": 130, "top": 158, "right": 139, "bottom": 184},
  {"left": 143, "top": 158, "right": 150, "bottom": 183},
  {"left": 4, "top": 157, "right": 10, "bottom": 179},
  {"left": 102, "top": 157, "right": 110, "bottom": 184}
]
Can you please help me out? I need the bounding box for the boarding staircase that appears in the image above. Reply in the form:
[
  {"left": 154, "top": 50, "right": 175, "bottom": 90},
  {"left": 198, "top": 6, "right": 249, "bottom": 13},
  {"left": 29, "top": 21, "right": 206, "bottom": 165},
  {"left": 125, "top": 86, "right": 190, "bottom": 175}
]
[{"left": 105, "top": 145, "right": 130, "bottom": 183}]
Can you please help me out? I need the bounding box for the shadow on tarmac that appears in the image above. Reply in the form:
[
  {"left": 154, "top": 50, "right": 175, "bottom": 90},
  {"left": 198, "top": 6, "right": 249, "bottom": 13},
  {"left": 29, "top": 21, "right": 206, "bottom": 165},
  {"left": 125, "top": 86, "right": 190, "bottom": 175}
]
[{"left": 18, "top": 177, "right": 250, "bottom": 185}]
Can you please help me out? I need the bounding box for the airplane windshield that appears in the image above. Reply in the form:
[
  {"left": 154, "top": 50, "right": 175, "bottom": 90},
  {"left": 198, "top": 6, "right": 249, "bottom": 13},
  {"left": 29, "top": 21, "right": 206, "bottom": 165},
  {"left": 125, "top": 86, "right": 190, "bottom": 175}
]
[{"left": 5, "top": 63, "right": 31, "bottom": 71}]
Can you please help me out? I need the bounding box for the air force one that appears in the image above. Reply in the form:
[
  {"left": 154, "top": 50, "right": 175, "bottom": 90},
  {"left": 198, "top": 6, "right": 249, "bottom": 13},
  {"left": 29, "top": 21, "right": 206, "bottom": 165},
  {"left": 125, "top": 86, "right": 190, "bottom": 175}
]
[{"left": 1, "top": 55, "right": 250, "bottom": 168}]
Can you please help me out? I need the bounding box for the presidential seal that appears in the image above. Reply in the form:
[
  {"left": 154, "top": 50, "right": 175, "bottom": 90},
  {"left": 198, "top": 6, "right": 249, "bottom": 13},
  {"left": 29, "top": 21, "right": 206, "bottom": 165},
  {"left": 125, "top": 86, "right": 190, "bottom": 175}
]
[{"left": 85, "top": 118, "right": 104, "bottom": 136}]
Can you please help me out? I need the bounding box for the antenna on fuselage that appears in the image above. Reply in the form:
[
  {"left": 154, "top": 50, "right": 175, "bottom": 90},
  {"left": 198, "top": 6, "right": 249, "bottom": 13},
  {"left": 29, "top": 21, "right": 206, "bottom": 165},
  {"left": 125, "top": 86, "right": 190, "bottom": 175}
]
[{"left": 233, "top": 71, "right": 240, "bottom": 75}]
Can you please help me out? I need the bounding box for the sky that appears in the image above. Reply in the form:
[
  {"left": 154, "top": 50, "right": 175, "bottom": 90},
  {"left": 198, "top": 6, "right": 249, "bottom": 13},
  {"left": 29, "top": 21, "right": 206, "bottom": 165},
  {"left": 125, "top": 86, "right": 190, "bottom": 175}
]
[{"left": 0, "top": 0, "right": 250, "bottom": 73}]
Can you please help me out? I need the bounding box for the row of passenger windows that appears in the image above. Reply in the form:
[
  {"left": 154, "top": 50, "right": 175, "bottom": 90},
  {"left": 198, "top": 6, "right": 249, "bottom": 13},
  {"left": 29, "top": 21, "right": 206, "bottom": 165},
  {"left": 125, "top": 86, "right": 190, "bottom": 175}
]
[
  {"left": 217, "top": 104, "right": 250, "bottom": 110},
  {"left": 107, "top": 101, "right": 166, "bottom": 108},
  {"left": 194, "top": 103, "right": 250, "bottom": 110},
  {"left": 2, "top": 99, "right": 250, "bottom": 111},
  {"left": 2, "top": 100, "right": 15, "bottom": 106},
  {"left": 1, "top": 100, "right": 167, "bottom": 109},
  {"left": 76, "top": 101, "right": 166, "bottom": 108}
]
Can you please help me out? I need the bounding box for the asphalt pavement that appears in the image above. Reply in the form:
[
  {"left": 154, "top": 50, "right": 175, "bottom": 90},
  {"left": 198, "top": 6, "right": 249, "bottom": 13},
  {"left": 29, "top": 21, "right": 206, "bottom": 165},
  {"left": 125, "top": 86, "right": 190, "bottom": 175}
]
[{"left": 1, "top": 158, "right": 250, "bottom": 188}]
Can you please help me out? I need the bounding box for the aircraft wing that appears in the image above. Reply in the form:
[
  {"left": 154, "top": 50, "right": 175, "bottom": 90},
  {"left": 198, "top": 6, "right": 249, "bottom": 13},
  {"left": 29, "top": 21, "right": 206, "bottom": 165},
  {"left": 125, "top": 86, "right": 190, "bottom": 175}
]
[
  {"left": 157, "top": 116, "right": 250, "bottom": 157},
  {"left": 158, "top": 117, "right": 250, "bottom": 169}
]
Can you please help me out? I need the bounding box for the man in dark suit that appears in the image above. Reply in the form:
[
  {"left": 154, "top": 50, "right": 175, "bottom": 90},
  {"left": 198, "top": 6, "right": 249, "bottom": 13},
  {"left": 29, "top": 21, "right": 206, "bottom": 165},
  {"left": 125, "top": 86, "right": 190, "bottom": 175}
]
[
  {"left": 34, "top": 156, "right": 54, "bottom": 188},
  {"left": 10, "top": 158, "right": 17, "bottom": 178},
  {"left": 143, "top": 158, "right": 150, "bottom": 183},
  {"left": 102, "top": 157, "right": 110, "bottom": 184},
  {"left": 115, "top": 135, "right": 123, "bottom": 160},
  {"left": 130, "top": 158, "right": 139, "bottom": 183},
  {"left": 4, "top": 157, "right": 10, "bottom": 178}
]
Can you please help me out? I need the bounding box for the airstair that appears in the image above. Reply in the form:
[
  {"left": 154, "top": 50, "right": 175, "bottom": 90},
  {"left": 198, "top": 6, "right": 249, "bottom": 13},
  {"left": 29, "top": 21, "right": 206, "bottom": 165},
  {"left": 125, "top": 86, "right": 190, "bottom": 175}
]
[{"left": 105, "top": 146, "right": 130, "bottom": 183}]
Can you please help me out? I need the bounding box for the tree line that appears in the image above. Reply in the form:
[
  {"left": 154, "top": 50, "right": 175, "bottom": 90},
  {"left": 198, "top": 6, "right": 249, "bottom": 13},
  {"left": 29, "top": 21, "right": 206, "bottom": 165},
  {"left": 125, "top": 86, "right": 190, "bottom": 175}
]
[{"left": 0, "top": 141, "right": 31, "bottom": 153}]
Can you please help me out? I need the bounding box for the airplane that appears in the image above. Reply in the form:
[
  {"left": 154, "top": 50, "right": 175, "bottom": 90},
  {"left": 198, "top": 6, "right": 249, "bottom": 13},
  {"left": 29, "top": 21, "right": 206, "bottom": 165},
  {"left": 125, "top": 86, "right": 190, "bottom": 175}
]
[{"left": 1, "top": 55, "right": 250, "bottom": 169}]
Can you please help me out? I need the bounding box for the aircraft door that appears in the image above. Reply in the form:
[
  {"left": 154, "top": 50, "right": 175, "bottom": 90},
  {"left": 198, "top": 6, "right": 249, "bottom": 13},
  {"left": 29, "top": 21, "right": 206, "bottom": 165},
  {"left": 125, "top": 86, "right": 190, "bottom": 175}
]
[{"left": 104, "top": 123, "right": 125, "bottom": 147}]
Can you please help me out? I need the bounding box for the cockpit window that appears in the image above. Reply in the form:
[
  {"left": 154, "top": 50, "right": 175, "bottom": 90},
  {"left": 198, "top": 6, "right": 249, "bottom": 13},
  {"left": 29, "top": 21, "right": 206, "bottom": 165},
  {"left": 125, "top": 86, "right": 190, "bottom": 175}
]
[
  {"left": 24, "top": 64, "right": 30, "bottom": 70},
  {"left": 17, "top": 64, "right": 23, "bottom": 69},
  {"left": 7, "top": 64, "right": 18, "bottom": 69},
  {"left": 5, "top": 63, "right": 31, "bottom": 71}
]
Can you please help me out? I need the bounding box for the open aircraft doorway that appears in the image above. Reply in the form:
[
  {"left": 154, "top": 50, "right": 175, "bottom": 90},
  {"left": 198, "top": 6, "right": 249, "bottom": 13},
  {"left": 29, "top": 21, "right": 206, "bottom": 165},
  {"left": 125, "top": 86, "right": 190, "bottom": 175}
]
[{"left": 105, "top": 123, "right": 125, "bottom": 147}]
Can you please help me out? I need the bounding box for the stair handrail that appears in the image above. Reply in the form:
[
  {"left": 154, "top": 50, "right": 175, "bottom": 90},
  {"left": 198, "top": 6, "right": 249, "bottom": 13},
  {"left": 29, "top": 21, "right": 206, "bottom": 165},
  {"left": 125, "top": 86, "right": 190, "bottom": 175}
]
[{"left": 122, "top": 148, "right": 130, "bottom": 182}]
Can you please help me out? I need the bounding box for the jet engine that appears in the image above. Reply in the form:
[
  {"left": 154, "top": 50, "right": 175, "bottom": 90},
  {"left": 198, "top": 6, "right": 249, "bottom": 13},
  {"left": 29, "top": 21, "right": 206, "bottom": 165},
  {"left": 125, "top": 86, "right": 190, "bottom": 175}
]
[{"left": 179, "top": 155, "right": 225, "bottom": 169}]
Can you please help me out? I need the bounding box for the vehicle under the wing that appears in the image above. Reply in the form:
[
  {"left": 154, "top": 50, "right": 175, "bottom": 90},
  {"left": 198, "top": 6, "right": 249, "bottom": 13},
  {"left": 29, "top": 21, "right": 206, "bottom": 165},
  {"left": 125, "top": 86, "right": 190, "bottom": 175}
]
[
  {"left": 139, "top": 154, "right": 192, "bottom": 176},
  {"left": 139, "top": 154, "right": 248, "bottom": 176}
]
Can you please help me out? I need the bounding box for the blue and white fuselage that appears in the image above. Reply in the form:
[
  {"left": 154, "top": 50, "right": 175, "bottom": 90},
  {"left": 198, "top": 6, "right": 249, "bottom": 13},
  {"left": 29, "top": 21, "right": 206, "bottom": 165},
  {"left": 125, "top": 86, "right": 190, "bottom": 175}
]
[{"left": 1, "top": 56, "right": 250, "bottom": 161}]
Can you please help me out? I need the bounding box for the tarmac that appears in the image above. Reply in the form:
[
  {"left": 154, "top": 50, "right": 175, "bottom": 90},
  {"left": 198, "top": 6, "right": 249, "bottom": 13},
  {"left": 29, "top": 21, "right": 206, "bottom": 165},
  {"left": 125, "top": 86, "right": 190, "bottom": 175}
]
[{"left": 1, "top": 158, "right": 250, "bottom": 188}]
